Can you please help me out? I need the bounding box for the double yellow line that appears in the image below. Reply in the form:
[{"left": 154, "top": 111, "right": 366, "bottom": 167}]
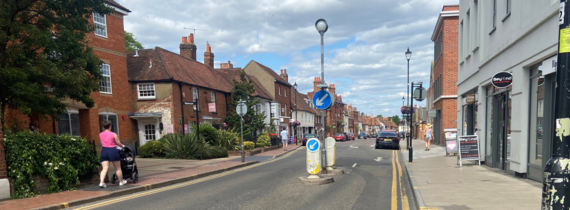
[
  {"left": 74, "top": 149, "right": 299, "bottom": 210},
  {"left": 391, "top": 150, "right": 410, "bottom": 210}
]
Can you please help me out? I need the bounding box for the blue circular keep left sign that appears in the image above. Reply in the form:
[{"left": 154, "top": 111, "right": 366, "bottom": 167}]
[{"left": 307, "top": 139, "right": 319, "bottom": 152}]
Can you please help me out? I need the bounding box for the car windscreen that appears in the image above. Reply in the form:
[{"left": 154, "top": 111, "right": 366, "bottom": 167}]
[
  {"left": 379, "top": 132, "right": 397, "bottom": 137},
  {"left": 335, "top": 134, "right": 343, "bottom": 136}
]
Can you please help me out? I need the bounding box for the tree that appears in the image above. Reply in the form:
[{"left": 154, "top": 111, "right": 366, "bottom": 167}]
[
  {"left": 125, "top": 31, "right": 143, "bottom": 51},
  {"left": 376, "top": 114, "right": 383, "bottom": 119},
  {"left": 0, "top": 0, "right": 112, "bottom": 128},
  {"left": 224, "top": 71, "right": 266, "bottom": 138},
  {"left": 391, "top": 115, "right": 401, "bottom": 126}
]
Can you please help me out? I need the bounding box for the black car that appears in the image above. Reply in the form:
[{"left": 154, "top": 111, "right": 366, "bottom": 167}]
[
  {"left": 358, "top": 132, "right": 367, "bottom": 139},
  {"left": 302, "top": 134, "right": 317, "bottom": 146},
  {"left": 376, "top": 131, "right": 400, "bottom": 150},
  {"left": 370, "top": 133, "right": 378, "bottom": 138}
]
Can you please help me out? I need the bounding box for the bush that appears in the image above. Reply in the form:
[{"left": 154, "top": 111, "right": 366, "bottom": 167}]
[
  {"left": 257, "top": 132, "right": 270, "bottom": 145},
  {"left": 255, "top": 143, "right": 265, "bottom": 148},
  {"left": 219, "top": 128, "right": 239, "bottom": 151},
  {"left": 138, "top": 141, "right": 165, "bottom": 158},
  {"left": 160, "top": 132, "right": 200, "bottom": 159},
  {"left": 264, "top": 142, "right": 271, "bottom": 147},
  {"left": 201, "top": 146, "right": 228, "bottom": 159},
  {"left": 4, "top": 132, "right": 100, "bottom": 198},
  {"left": 244, "top": 141, "right": 255, "bottom": 151},
  {"left": 199, "top": 123, "right": 220, "bottom": 145}
]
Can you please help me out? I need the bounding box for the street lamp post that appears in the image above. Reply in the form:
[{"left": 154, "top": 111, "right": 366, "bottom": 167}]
[
  {"left": 402, "top": 96, "right": 405, "bottom": 134},
  {"left": 294, "top": 82, "right": 298, "bottom": 145},
  {"left": 405, "top": 48, "right": 412, "bottom": 150},
  {"left": 315, "top": 18, "right": 328, "bottom": 173}
]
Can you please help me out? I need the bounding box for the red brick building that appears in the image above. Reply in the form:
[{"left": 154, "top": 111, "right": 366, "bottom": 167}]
[
  {"left": 427, "top": 5, "right": 459, "bottom": 145},
  {"left": 2, "top": 1, "right": 134, "bottom": 147}
]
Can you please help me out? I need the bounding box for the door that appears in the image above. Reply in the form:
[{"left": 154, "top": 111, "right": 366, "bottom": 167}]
[
  {"left": 137, "top": 120, "right": 159, "bottom": 146},
  {"left": 492, "top": 91, "right": 511, "bottom": 170}
]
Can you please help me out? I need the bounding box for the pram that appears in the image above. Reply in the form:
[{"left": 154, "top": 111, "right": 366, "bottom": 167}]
[{"left": 111, "top": 145, "right": 139, "bottom": 184}]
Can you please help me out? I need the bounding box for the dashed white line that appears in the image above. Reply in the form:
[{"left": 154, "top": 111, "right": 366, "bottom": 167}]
[{"left": 352, "top": 163, "right": 357, "bottom": 167}]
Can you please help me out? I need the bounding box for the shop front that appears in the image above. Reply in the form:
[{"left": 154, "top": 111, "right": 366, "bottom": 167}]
[{"left": 485, "top": 86, "right": 512, "bottom": 171}]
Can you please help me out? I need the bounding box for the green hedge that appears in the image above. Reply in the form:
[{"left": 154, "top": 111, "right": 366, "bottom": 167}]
[
  {"left": 138, "top": 141, "right": 165, "bottom": 158},
  {"left": 4, "top": 132, "right": 100, "bottom": 198},
  {"left": 244, "top": 141, "right": 255, "bottom": 151}
]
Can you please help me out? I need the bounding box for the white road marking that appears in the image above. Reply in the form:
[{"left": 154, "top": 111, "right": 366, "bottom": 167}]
[
  {"left": 350, "top": 145, "right": 358, "bottom": 149},
  {"left": 374, "top": 157, "right": 383, "bottom": 162},
  {"left": 369, "top": 145, "right": 375, "bottom": 147},
  {"left": 352, "top": 163, "right": 357, "bottom": 167}
]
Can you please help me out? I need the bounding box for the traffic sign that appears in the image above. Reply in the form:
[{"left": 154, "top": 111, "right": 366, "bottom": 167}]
[
  {"left": 312, "top": 90, "right": 334, "bottom": 110},
  {"left": 236, "top": 100, "right": 247, "bottom": 117},
  {"left": 306, "top": 138, "right": 321, "bottom": 175},
  {"left": 307, "top": 139, "right": 320, "bottom": 152},
  {"left": 413, "top": 87, "right": 427, "bottom": 101}
]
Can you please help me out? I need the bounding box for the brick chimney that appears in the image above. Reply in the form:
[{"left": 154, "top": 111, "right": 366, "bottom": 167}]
[
  {"left": 204, "top": 42, "right": 214, "bottom": 68},
  {"left": 220, "top": 61, "right": 233, "bottom": 69},
  {"left": 313, "top": 77, "right": 321, "bottom": 92},
  {"left": 329, "top": 84, "right": 336, "bottom": 95},
  {"left": 280, "top": 69, "right": 289, "bottom": 82},
  {"left": 180, "top": 33, "right": 197, "bottom": 60}
]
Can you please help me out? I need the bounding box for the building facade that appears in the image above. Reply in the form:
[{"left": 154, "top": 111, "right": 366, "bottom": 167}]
[{"left": 457, "top": 0, "right": 559, "bottom": 180}]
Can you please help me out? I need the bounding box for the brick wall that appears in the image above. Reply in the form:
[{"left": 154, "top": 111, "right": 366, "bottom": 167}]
[{"left": 274, "top": 82, "right": 291, "bottom": 131}]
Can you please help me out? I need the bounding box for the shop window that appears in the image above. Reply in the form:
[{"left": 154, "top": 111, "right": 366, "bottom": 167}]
[
  {"left": 58, "top": 110, "right": 80, "bottom": 136},
  {"left": 99, "top": 113, "right": 119, "bottom": 135},
  {"left": 529, "top": 66, "right": 543, "bottom": 166}
]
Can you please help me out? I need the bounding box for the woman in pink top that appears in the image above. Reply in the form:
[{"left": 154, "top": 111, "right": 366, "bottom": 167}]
[{"left": 99, "top": 120, "right": 127, "bottom": 188}]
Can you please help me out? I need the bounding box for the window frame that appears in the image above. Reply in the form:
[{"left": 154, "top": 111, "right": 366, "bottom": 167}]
[
  {"left": 93, "top": 12, "right": 108, "bottom": 38},
  {"left": 137, "top": 83, "right": 156, "bottom": 99},
  {"left": 502, "top": 0, "right": 511, "bottom": 22},
  {"left": 490, "top": 0, "right": 497, "bottom": 34},
  {"left": 58, "top": 110, "right": 81, "bottom": 136},
  {"left": 192, "top": 87, "right": 198, "bottom": 110},
  {"left": 99, "top": 63, "right": 112, "bottom": 94},
  {"left": 279, "top": 86, "right": 281, "bottom": 96},
  {"left": 211, "top": 91, "right": 216, "bottom": 103},
  {"left": 99, "top": 112, "right": 120, "bottom": 135}
]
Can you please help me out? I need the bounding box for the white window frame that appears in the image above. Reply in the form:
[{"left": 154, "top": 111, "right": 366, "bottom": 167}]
[
  {"left": 99, "top": 63, "right": 112, "bottom": 94},
  {"left": 193, "top": 88, "right": 199, "bottom": 110},
  {"left": 99, "top": 112, "right": 119, "bottom": 135},
  {"left": 211, "top": 92, "right": 216, "bottom": 103},
  {"left": 285, "top": 89, "right": 287, "bottom": 97},
  {"left": 137, "top": 83, "right": 156, "bottom": 99},
  {"left": 93, "top": 12, "right": 107, "bottom": 38},
  {"left": 279, "top": 87, "right": 281, "bottom": 95}
]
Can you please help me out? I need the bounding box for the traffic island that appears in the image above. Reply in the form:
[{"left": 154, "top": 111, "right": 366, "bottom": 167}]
[
  {"left": 324, "top": 168, "right": 344, "bottom": 175},
  {"left": 298, "top": 175, "right": 334, "bottom": 185}
]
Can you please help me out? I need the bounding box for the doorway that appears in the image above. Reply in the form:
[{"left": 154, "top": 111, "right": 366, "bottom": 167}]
[{"left": 492, "top": 90, "right": 512, "bottom": 171}]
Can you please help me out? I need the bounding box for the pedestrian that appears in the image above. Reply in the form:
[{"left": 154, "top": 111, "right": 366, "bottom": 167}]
[
  {"left": 98, "top": 120, "right": 127, "bottom": 188},
  {"left": 280, "top": 128, "right": 289, "bottom": 151},
  {"left": 425, "top": 124, "right": 433, "bottom": 151}
]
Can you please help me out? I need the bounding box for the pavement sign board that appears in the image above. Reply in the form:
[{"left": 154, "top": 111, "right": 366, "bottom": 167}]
[
  {"left": 312, "top": 90, "right": 334, "bottom": 110},
  {"left": 306, "top": 138, "right": 321, "bottom": 175},
  {"left": 444, "top": 128, "right": 458, "bottom": 156},
  {"left": 457, "top": 135, "right": 481, "bottom": 166}
]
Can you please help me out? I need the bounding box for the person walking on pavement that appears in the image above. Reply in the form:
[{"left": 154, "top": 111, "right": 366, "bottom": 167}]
[
  {"left": 98, "top": 120, "right": 127, "bottom": 188},
  {"left": 280, "top": 128, "right": 289, "bottom": 151},
  {"left": 425, "top": 124, "right": 433, "bottom": 151}
]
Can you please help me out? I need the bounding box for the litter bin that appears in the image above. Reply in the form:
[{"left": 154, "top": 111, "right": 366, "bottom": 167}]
[{"left": 288, "top": 136, "right": 293, "bottom": 144}]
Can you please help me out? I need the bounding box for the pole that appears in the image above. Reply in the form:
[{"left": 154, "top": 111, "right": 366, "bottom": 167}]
[
  {"left": 295, "top": 89, "right": 298, "bottom": 145},
  {"left": 319, "top": 33, "right": 327, "bottom": 174},
  {"left": 542, "top": 0, "right": 570, "bottom": 208},
  {"left": 195, "top": 98, "right": 199, "bottom": 141},
  {"left": 240, "top": 116, "right": 245, "bottom": 162},
  {"left": 409, "top": 82, "right": 414, "bottom": 163},
  {"left": 407, "top": 59, "right": 410, "bottom": 150}
]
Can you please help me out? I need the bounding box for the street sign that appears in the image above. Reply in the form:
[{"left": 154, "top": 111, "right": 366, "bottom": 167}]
[
  {"left": 428, "top": 109, "right": 436, "bottom": 118},
  {"left": 184, "top": 102, "right": 194, "bottom": 105},
  {"left": 312, "top": 90, "right": 334, "bottom": 110},
  {"left": 236, "top": 100, "right": 247, "bottom": 117},
  {"left": 306, "top": 138, "right": 321, "bottom": 175},
  {"left": 413, "top": 87, "right": 427, "bottom": 101},
  {"left": 325, "top": 137, "right": 336, "bottom": 168}
]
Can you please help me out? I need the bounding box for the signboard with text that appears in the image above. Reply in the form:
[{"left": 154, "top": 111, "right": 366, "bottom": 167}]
[
  {"left": 444, "top": 128, "right": 458, "bottom": 156},
  {"left": 458, "top": 135, "right": 481, "bottom": 166},
  {"left": 208, "top": 103, "right": 216, "bottom": 112},
  {"left": 491, "top": 72, "right": 513, "bottom": 88}
]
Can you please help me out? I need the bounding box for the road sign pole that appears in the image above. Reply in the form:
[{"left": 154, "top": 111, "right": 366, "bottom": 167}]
[
  {"left": 241, "top": 116, "right": 245, "bottom": 163},
  {"left": 410, "top": 82, "right": 414, "bottom": 163}
]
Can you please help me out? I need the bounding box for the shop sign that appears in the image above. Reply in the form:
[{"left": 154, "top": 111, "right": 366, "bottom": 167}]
[
  {"left": 491, "top": 72, "right": 513, "bottom": 88},
  {"left": 538, "top": 76, "right": 545, "bottom": 86},
  {"left": 208, "top": 103, "right": 216, "bottom": 112},
  {"left": 466, "top": 94, "right": 476, "bottom": 104},
  {"left": 428, "top": 109, "right": 437, "bottom": 118},
  {"left": 458, "top": 135, "right": 481, "bottom": 166}
]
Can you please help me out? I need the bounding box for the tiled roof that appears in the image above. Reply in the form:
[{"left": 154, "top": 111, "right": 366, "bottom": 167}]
[
  {"left": 127, "top": 47, "right": 233, "bottom": 93},
  {"left": 291, "top": 89, "right": 314, "bottom": 113},
  {"left": 106, "top": 0, "right": 131, "bottom": 12},
  {"left": 251, "top": 61, "right": 291, "bottom": 86},
  {"left": 211, "top": 68, "right": 273, "bottom": 100}
]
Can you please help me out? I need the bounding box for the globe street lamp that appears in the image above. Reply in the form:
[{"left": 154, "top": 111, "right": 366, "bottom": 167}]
[
  {"left": 405, "top": 47, "right": 412, "bottom": 150},
  {"left": 294, "top": 82, "right": 298, "bottom": 145},
  {"left": 315, "top": 18, "right": 328, "bottom": 173}
]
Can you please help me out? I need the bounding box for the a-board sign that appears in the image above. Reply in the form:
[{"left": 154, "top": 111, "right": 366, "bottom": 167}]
[
  {"left": 458, "top": 135, "right": 481, "bottom": 166},
  {"left": 444, "top": 128, "right": 458, "bottom": 156},
  {"left": 491, "top": 72, "right": 513, "bottom": 88}
]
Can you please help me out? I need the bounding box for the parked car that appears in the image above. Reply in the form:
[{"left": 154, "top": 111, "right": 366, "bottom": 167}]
[
  {"left": 342, "top": 132, "right": 350, "bottom": 141},
  {"left": 358, "top": 132, "right": 367, "bottom": 139},
  {"left": 349, "top": 133, "right": 355, "bottom": 140},
  {"left": 370, "top": 133, "right": 378, "bottom": 138},
  {"left": 334, "top": 133, "right": 346, "bottom": 141},
  {"left": 376, "top": 130, "right": 400, "bottom": 150},
  {"left": 303, "top": 134, "right": 317, "bottom": 146}
]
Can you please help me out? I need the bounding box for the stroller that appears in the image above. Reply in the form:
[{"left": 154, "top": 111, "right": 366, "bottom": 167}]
[{"left": 111, "top": 145, "right": 139, "bottom": 184}]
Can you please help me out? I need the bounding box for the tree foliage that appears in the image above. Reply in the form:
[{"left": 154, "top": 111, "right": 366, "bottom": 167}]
[
  {"left": 376, "top": 114, "right": 383, "bottom": 119},
  {"left": 125, "top": 31, "right": 143, "bottom": 51},
  {"left": 0, "top": 0, "right": 112, "bottom": 127},
  {"left": 391, "top": 115, "right": 401, "bottom": 126},
  {"left": 224, "top": 71, "right": 266, "bottom": 138}
]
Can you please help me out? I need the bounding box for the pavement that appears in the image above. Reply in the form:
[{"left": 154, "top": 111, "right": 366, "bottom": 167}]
[
  {"left": 0, "top": 143, "right": 301, "bottom": 210},
  {"left": 399, "top": 139, "right": 542, "bottom": 210},
  {"left": 69, "top": 138, "right": 415, "bottom": 210}
]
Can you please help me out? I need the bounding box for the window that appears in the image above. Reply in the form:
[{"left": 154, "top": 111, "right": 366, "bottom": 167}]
[
  {"left": 193, "top": 88, "right": 198, "bottom": 110},
  {"left": 492, "top": 0, "right": 497, "bottom": 31},
  {"left": 459, "top": 21, "right": 463, "bottom": 60},
  {"left": 145, "top": 124, "right": 156, "bottom": 140},
  {"left": 211, "top": 92, "right": 215, "bottom": 103},
  {"left": 465, "top": 11, "right": 470, "bottom": 58},
  {"left": 99, "top": 64, "right": 112, "bottom": 94},
  {"left": 58, "top": 110, "right": 81, "bottom": 136},
  {"left": 506, "top": 0, "right": 511, "bottom": 16},
  {"left": 285, "top": 89, "right": 287, "bottom": 97},
  {"left": 434, "top": 31, "right": 443, "bottom": 61},
  {"left": 137, "top": 83, "right": 155, "bottom": 99},
  {"left": 279, "top": 87, "right": 281, "bottom": 95},
  {"left": 93, "top": 12, "right": 107, "bottom": 37},
  {"left": 472, "top": 0, "right": 479, "bottom": 50},
  {"left": 99, "top": 113, "right": 119, "bottom": 135}
]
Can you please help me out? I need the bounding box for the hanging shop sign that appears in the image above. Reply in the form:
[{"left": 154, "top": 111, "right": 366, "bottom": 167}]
[
  {"left": 457, "top": 135, "right": 481, "bottom": 166},
  {"left": 491, "top": 72, "right": 513, "bottom": 88},
  {"left": 465, "top": 94, "right": 476, "bottom": 104},
  {"left": 538, "top": 76, "right": 545, "bottom": 86}
]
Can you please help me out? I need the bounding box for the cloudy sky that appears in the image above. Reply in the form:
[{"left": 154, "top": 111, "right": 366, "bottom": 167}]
[{"left": 117, "top": 0, "right": 457, "bottom": 117}]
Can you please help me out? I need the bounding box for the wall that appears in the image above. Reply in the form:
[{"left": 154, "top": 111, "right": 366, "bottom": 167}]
[
  {"left": 244, "top": 62, "right": 275, "bottom": 99},
  {"left": 132, "top": 82, "right": 174, "bottom": 126},
  {"left": 274, "top": 82, "right": 290, "bottom": 129}
]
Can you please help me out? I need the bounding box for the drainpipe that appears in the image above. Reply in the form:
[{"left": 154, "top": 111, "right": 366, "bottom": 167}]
[{"left": 178, "top": 82, "right": 185, "bottom": 135}]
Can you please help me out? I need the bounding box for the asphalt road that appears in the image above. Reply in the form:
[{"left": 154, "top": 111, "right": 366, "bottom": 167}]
[{"left": 73, "top": 138, "right": 415, "bottom": 210}]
